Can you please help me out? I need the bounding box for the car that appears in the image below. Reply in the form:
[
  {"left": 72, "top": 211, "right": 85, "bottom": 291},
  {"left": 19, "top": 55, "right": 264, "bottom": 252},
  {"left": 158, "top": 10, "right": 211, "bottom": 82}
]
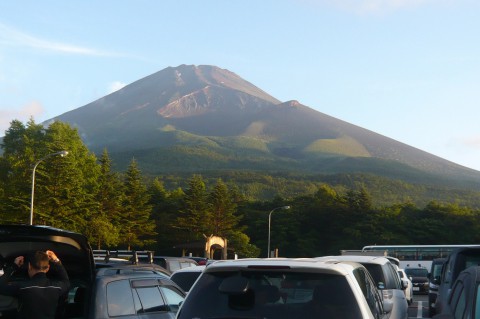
[
  {"left": 428, "top": 257, "right": 446, "bottom": 317},
  {"left": 176, "top": 258, "right": 392, "bottom": 319},
  {"left": 404, "top": 267, "right": 429, "bottom": 294},
  {"left": 90, "top": 265, "right": 185, "bottom": 319},
  {"left": 93, "top": 250, "right": 198, "bottom": 274},
  {"left": 316, "top": 255, "right": 409, "bottom": 319},
  {"left": 170, "top": 265, "right": 206, "bottom": 292},
  {"left": 432, "top": 266, "right": 480, "bottom": 318},
  {"left": 0, "top": 225, "right": 185, "bottom": 319},
  {"left": 187, "top": 257, "right": 209, "bottom": 265},
  {"left": 435, "top": 247, "right": 480, "bottom": 316},
  {"left": 397, "top": 269, "right": 413, "bottom": 305}
]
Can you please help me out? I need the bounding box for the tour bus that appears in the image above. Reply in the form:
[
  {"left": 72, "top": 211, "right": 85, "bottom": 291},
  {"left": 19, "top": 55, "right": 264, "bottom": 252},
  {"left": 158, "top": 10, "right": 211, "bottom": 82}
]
[{"left": 361, "top": 245, "right": 480, "bottom": 270}]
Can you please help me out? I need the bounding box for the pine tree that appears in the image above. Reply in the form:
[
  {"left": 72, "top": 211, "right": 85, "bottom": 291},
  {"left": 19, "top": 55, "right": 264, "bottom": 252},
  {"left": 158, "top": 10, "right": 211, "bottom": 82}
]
[
  {"left": 89, "top": 149, "right": 122, "bottom": 248},
  {"left": 0, "top": 119, "right": 45, "bottom": 222},
  {"left": 208, "top": 179, "right": 240, "bottom": 237},
  {"left": 38, "top": 121, "right": 100, "bottom": 231},
  {"left": 175, "top": 174, "right": 210, "bottom": 242},
  {"left": 120, "top": 159, "right": 156, "bottom": 250}
]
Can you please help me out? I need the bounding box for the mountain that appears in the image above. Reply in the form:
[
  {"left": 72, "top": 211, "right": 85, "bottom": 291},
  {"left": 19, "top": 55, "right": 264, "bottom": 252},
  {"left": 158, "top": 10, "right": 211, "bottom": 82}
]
[{"left": 50, "top": 64, "right": 480, "bottom": 188}]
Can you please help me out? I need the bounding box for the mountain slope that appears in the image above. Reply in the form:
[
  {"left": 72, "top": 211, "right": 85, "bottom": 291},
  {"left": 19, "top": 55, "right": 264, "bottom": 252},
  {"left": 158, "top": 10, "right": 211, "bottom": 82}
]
[{"left": 50, "top": 64, "right": 480, "bottom": 187}]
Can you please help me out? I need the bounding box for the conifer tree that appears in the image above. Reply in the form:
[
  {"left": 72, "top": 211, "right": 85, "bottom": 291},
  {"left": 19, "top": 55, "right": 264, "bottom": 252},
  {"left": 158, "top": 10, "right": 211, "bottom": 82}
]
[
  {"left": 120, "top": 159, "right": 156, "bottom": 250},
  {"left": 0, "top": 119, "right": 45, "bottom": 222},
  {"left": 208, "top": 179, "right": 241, "bottom": 237},
  {"left": 37, "top": 121, "right": 99, "bottom": 231},
  {"left": 175, "top": 174, "right": 210, "bottom": 242},
  {"left": 89, "top": 149, "right": 122, "bottom": 248}
]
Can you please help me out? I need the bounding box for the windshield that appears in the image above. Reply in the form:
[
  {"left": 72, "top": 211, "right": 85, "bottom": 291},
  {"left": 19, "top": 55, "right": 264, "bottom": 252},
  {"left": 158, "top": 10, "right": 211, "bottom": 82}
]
[
  {"left": 405, "top": 268, "right": 428, "bottom": 277},
  {"left": 177, "top": 270, "right": 362, "bottom": 319}
]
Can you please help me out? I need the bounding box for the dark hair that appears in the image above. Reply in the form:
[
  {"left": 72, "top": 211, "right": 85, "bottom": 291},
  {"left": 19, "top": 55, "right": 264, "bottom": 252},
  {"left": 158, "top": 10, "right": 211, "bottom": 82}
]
[{"left": 30, "top": 251, "right": 50, "bottom": 271}]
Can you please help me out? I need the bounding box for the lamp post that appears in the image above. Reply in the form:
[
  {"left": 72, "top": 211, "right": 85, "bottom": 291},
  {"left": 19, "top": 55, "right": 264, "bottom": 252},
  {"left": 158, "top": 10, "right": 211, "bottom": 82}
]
[
  {"left": 30, "top": 150, "right": 69, "bottom": 225},
  {"left": 267, "top": 205, "right": 291, "bottom": 258}
]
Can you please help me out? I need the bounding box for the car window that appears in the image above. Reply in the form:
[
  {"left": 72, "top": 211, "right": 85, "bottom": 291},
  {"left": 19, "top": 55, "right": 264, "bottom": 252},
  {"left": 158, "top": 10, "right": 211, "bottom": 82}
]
[
  {"left": 171, "top": 272, "right": 202, "bottom": 291},
  {"left": 169, "top": 261, "right": 181, "bottom": 272},
  {"left": 464, "top": 255, "right": 480, "bottom": 269},
  {"left": 362, "top": 264, "right": 386, "bottom": 289},
  {"left": 135, "top": 286, "right": 168, "bottom": 313},
  {"left": 443, "top": 258, "right": 454, "bottom": 284},
  {"left": 386, "top": 263, "right": 402, "bottom": 289},
  {"left": 405, "top": 268, "right": 428, "bottom": 277},
  {"left": 431, "top": 263, "right": 444, "bottom": 282},
  {"left": 161, "top": 286, "right": 185, "bottom": 312},
  {"left": 180, "top": 261, "right": 196, "bottom": 268},
  {"left": 107, "top": 280, "right": 136, "bottom": 316},
  {"left": 353, "top": 268, "right": 384, "bottom": 317}
]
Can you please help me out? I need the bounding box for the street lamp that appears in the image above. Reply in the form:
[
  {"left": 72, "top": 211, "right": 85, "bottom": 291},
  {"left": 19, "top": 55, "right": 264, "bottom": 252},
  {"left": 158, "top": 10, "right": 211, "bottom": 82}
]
[
  {"left": 267, "top": 205, "right": 291, "bottom": 258},
  {"left": 30, "top": 150, "right": 69, "bottom": 225}
]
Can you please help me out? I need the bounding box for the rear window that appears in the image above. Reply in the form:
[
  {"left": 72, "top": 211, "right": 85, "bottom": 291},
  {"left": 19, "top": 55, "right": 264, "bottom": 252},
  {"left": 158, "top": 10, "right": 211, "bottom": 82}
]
[
  {"left": 177, "top": 271, "right": 362, "bottom": 319},
  {"left": 405, "top": 268, "right": 428, "bottom": 277},
  {"left": 171, "top": 272, "right": 202, "bottom": 292}
]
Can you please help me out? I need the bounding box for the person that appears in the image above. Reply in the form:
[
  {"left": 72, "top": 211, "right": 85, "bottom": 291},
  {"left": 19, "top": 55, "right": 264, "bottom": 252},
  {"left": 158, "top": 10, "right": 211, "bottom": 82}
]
[{"left": 0, "top": 250, "right": 70, "bottom": 319}]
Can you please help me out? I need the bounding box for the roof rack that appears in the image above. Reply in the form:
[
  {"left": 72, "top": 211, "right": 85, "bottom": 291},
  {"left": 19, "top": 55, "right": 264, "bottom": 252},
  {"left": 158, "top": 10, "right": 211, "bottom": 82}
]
[{"left": 93, "top": 250, "right": 154, "bottom": 265}]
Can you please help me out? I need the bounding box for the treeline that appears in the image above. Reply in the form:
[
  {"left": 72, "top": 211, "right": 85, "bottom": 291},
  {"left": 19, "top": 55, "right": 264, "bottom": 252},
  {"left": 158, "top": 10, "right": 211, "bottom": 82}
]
[{"left": 1, "top": 119, "right": 480, "bottom": 258}]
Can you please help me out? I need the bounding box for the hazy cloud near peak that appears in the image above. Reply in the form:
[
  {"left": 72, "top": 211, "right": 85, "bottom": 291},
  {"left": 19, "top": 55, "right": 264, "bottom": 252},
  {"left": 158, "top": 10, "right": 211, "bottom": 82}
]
[
  {"left": 108, "top": 81, "right": 127, "bottom": 94},
  {"left": 0, "top": 22, "right": 121, "bottom": 57},
  {"left": 0, "top": 101, "right": 44, "bottom": 134}
]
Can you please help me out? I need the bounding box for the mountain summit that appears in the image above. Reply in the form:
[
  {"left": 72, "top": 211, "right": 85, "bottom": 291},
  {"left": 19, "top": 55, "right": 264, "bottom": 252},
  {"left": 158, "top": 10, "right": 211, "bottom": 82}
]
[{"left": 52, "top": 64, "right": 480, "bottom": 186}]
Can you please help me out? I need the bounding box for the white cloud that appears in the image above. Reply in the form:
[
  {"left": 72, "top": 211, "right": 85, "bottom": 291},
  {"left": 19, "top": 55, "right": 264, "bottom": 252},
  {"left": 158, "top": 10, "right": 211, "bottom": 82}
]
[
  {"left": 0, "top": 22, "right": 120, "bottom": 57},
  {"left": 108, "top": 81, "right": 127, "bottom": 94},
  {"left": 302, "top": 0, "right": 452, "bottom": 14},
  {"left": 0, "top": 101, "right": 45, "bottom": 134},
  {"left": 459, "top": 136, "right": 480, "bottom": 149}
]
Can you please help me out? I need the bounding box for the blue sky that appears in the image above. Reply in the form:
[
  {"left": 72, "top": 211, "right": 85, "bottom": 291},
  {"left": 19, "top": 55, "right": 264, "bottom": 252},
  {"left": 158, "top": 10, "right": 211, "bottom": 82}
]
[{"left": 1, "top": 0, "right": 480, "bottom": 171}]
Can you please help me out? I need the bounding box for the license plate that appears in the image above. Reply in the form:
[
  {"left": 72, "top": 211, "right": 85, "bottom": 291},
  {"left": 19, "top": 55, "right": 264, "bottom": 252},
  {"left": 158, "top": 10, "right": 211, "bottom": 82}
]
[{"left": 413, "top": 287, "right": 420, "bottom": 291}]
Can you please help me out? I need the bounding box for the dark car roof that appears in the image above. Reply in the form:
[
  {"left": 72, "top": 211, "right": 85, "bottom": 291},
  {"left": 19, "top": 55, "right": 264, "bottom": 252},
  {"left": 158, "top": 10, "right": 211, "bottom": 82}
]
[
  {"left": 0, "top": 225, "right": 95, "bottom": 284},
  {"left": 95, "top": 263, "right": 171, "bottom": 277}
]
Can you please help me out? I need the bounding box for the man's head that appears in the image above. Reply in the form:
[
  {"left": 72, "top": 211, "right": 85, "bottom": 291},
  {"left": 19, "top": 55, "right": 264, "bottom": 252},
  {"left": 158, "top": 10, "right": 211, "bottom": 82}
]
[{"left": 28, "top": 251, "right": 50, "bottom": 277}]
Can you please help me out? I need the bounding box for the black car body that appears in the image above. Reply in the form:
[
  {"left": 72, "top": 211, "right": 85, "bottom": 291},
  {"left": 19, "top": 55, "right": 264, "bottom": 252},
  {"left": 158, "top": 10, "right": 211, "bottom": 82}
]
[
  {"left": 428, "top": 257, "right": 446, "bottom": 317},
  {"left": 435, "top": 247, "right": 480, "bottom": 316},
  {"left": 404, "top": 267, "right": 429, "bottom": 294},
  {"left": 0, "top": 225, "right": 185, "bottom": 319},
  {"left": 433, "top": 266, "right": 480, "bottom": 319}
]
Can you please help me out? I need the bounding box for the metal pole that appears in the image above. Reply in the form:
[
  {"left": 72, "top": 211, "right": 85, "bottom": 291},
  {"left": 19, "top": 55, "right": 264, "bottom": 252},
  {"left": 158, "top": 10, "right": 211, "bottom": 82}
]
[
  {"left": 29, "top": 151, "right": 68, "bottom": 225},
  {"left": 267, "top": 205, "right": 291, "bottom": 258}
]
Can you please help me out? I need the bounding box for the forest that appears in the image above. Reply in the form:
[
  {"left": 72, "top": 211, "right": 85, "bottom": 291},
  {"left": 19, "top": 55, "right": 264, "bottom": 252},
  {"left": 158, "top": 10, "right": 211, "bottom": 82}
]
[{"left": 1, "top": 119, "right": 480, "bottom": 258}]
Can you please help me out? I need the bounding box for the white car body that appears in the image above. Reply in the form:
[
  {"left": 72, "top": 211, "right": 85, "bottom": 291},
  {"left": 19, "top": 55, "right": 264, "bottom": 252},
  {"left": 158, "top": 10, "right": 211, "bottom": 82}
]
[
  {"left": 176, "top": 258, "right": 391, "bottom": 319},
  {"left": 398, "top": 268, "right": 413, "bottom": 305},
  {"left": 316, "top": 255, "right": 409, "bottom": 319}
]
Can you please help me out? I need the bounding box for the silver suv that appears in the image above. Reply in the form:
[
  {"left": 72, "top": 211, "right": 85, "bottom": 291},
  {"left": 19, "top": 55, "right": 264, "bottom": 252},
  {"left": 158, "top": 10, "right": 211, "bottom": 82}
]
[
  {"left": 176, "top": 258, "right": 392, "bottom": 319},
  {"left": 316, "top": 255, "right": 408, "bottom": 319}
]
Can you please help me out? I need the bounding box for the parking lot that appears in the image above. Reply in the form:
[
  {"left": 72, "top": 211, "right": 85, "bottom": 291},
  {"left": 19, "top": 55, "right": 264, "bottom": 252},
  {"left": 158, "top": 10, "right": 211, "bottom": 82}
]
[{"left": 408, "top": 295, "right": 429, "bottom": 318}]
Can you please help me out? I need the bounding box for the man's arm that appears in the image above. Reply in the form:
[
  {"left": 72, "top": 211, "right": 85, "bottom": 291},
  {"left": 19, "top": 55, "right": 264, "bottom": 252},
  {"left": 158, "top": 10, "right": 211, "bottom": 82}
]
[{"left": 46, "top": 251, "right": 70, "bottom": 294}]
